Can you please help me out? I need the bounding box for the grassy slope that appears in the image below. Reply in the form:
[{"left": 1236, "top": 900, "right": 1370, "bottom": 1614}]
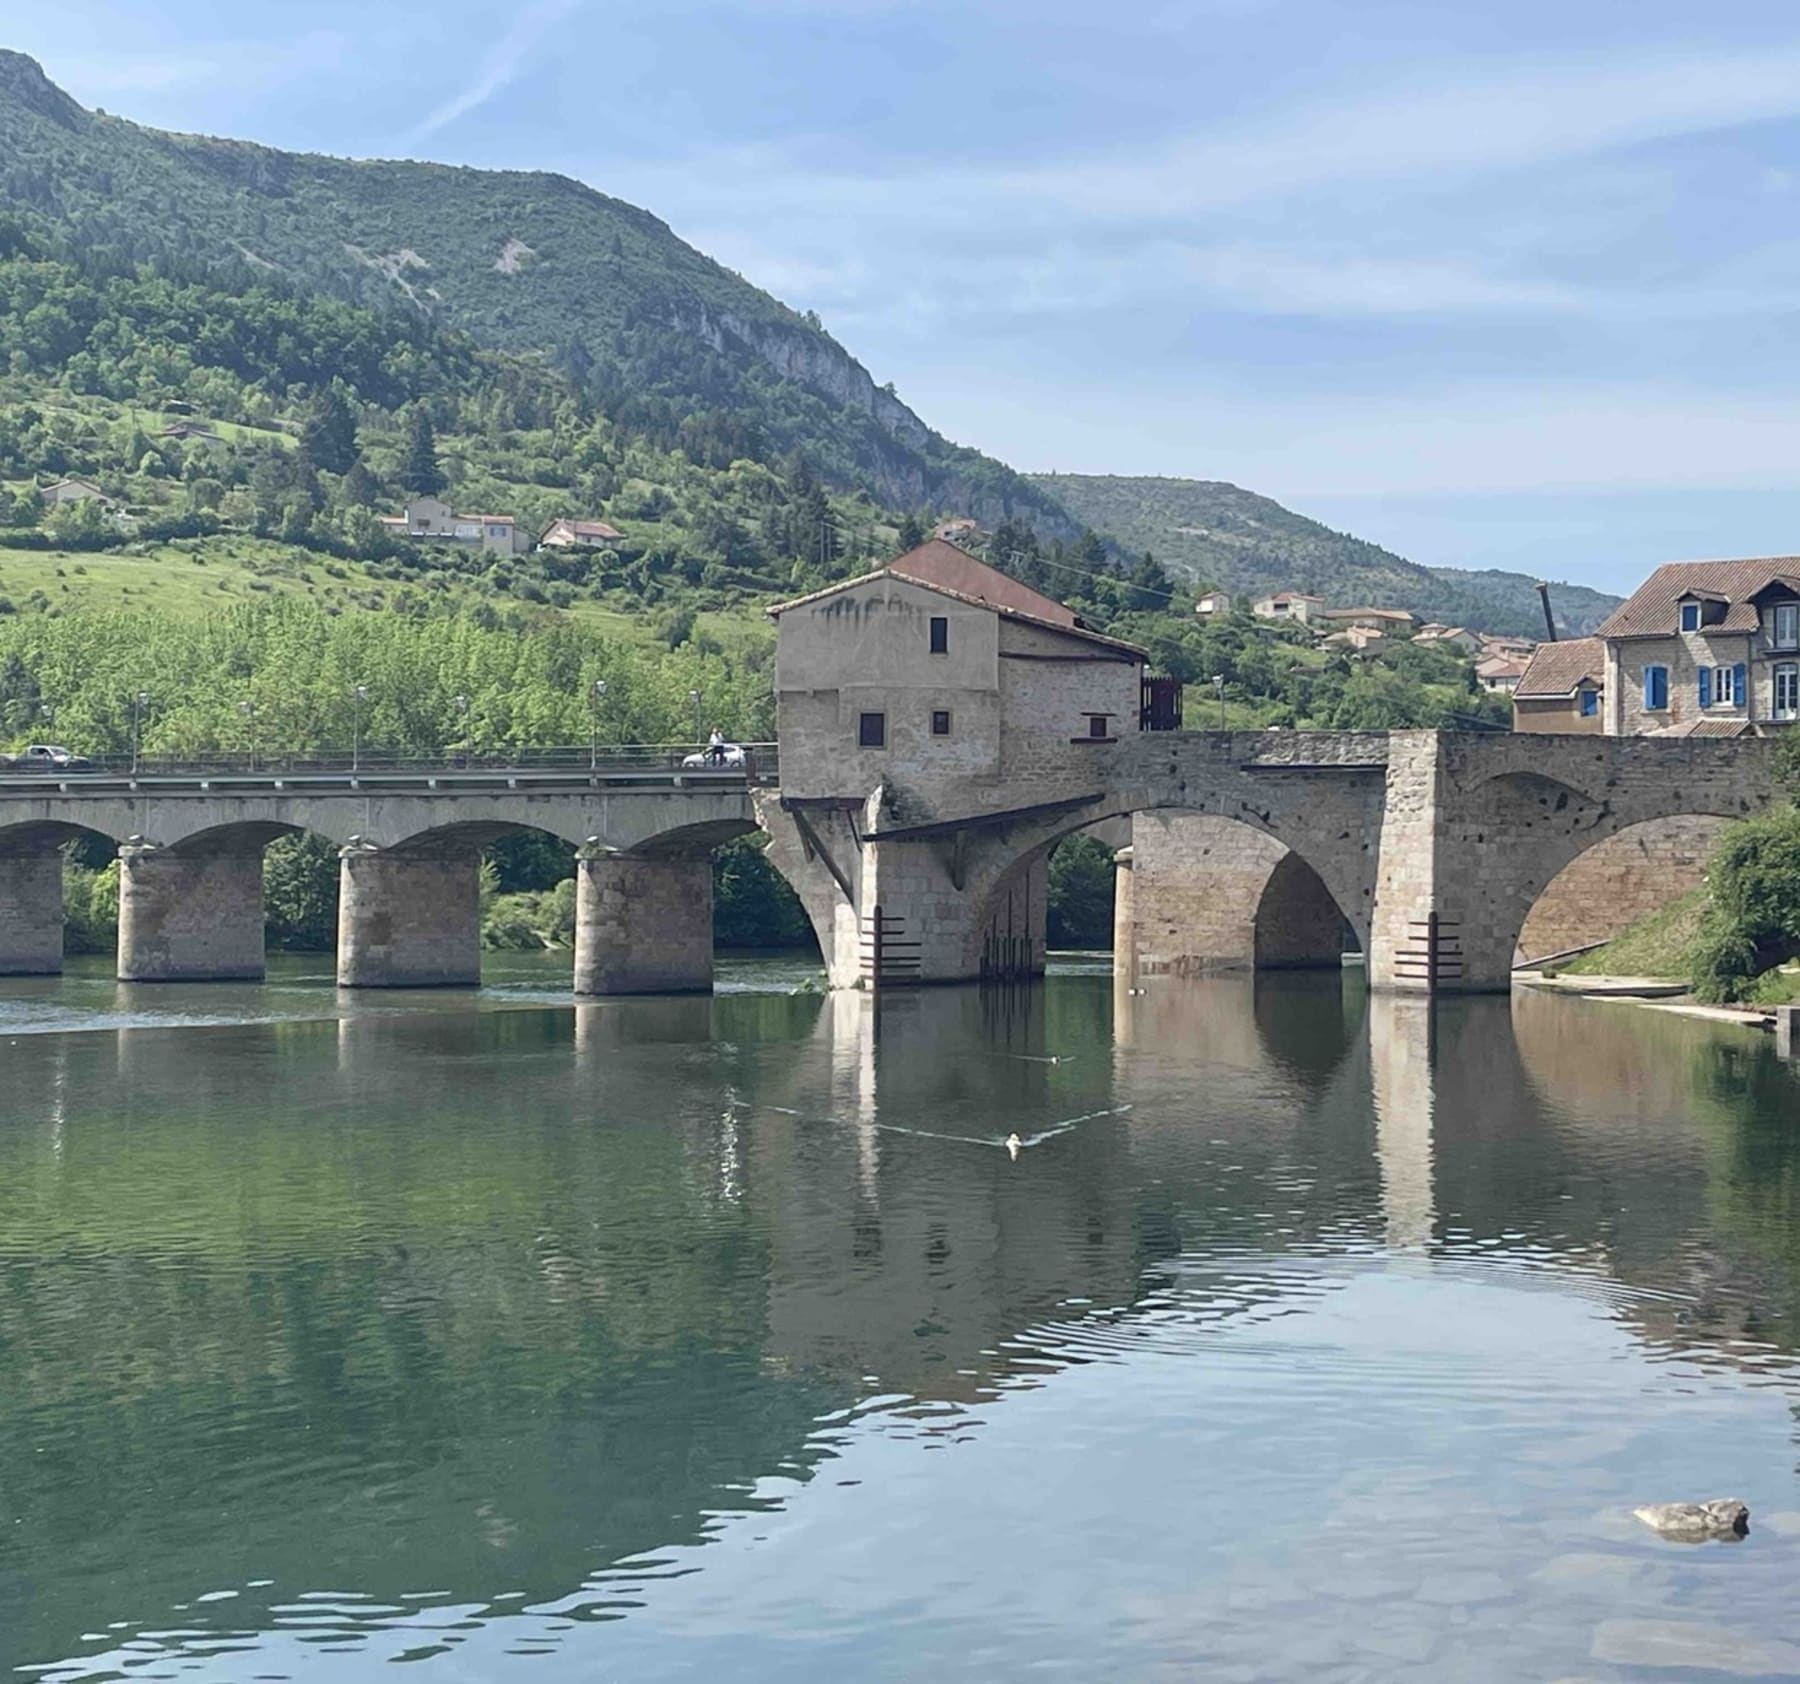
[
  {"left": 1556, "top": 889, "right": 1800, "bottom": 1004},
  {"left": 1030, "top": 472, "right": 1622, "bottom": 639}
]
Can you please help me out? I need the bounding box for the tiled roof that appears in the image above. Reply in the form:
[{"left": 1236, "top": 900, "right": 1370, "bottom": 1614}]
[
  {"left": 1595, "top": 559, "right": 1800, "bottom": 639},
  {"left": 766, "top": 567, "right": 1147, "bottom": 658},
  {"left": 1514, "top": 637, "right": 1605, "bottom": 699},
  {"left": 1316, "top": 606, "right": 1416, "bottom": 622},
  {"left": 546, "top": 519, "right": 624, "bottom": 540},
  {"left": 1649, "top": 719, "right": 1752, "bottom": 739}
]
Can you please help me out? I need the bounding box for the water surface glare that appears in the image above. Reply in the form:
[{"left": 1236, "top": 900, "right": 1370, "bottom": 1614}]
[{"left": 3, "top": 965, "right": 1800, "bottom": 1680}]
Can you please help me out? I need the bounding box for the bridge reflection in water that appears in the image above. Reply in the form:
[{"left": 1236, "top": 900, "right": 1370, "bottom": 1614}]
[{"left": 3, "top": 970, "right": 1800, "bottom": 1678}]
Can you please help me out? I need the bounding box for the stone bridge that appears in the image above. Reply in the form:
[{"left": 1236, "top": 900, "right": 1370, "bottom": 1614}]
[
  {"left": 0, "top": 767, "right": 762, "bottom": 992},
  {"left": 761, "top": 729, "right": 1786, "bottom": 993},
  {"left": 0, "top": 730, "right": 1784, "bottom": 994}
]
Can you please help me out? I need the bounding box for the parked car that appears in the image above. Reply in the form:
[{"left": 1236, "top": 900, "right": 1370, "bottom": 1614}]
[
  {"left": 0, "top": 744, "right": 94, "bottom": 772},
  {"left": 680, "top": 743, "right": 747, "bottom": 770}
]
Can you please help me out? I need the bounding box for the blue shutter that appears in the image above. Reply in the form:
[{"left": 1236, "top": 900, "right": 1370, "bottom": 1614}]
[
  {"left": 1643, "top": 668, "right": 1654, "bottom": 709},
  {"left": 1698, "top": 667, "right": 1712, "bottom": 708},
  {"left": 1734, "top": 663, "right": 1747, "bottom": 706}
]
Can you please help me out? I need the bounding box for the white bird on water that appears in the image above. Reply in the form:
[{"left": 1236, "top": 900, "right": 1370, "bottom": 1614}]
[{"left": 1005, "top": 1133, "right": 1023, "bottom": 1160}]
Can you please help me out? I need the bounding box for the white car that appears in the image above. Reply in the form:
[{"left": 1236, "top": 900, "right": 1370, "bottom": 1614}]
[{"left": 681, "top": 743, "right": 747, "bottom": 769}]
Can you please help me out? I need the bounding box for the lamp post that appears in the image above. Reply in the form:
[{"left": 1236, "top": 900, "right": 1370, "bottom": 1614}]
[
  {"left": 239, "top": 698, "right": 257, "bottom": 773},
  {"left": 131, "top": 691, "right": 149, "bottom": 774},
  {"left": 1211, "top": 674, "right": 1226, "bottom": 732},
  {"left": 590, "top": 679, "right": 607, "bottom": 771},
  {"left": 688, "top": 687, "right": 702, "bottom": 749},
  {"left": 351, "top": 683, "right": 369, "bottom": 772}
]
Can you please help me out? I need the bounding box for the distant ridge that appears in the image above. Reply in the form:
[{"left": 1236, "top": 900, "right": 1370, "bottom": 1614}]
[{"left": 1029, "top": 473, "right": 1621, "bottom": 638}]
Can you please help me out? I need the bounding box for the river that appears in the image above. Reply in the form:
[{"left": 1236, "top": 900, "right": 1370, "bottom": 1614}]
[{"left": 3, "top": 957, "right": 1799, "bottom": 1681}]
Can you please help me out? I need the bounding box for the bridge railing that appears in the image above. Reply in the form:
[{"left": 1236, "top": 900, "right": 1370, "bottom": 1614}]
[{"left": 0, "top": 742, "right": 781, "bottom": 785}]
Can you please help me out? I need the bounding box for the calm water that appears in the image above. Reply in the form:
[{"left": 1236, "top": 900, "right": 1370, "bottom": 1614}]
[{"left": 4, "top": 958, "right": 1800, "bottom": 1681}]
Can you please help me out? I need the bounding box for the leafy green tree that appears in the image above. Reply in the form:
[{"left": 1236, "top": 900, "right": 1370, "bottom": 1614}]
[
  {"left": 263, "top": 833, "right": 339, "bottom": 950},
  {"left": 1048, "top": 834, "right": 1115, "bottom": 948},
  {"left": 897, "top": 512, "right": 925, "bottom": 550},
  {"left": 1691, "top": 809, "right": 1800, "bottom": 1002}
]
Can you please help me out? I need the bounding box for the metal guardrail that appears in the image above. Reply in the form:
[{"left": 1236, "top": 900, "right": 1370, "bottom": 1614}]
[{"left": 0, "top": 742, "right": 780, "bottom": 793}]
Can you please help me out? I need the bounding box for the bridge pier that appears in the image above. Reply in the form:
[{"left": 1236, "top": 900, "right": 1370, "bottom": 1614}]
[
  {"left": 573, "top": 853, "right": 714, "bottom": 995},
  {"left": 117, "top": 844, "right": 266, "bottom": 981},
  {"left": 0, "top": 850, "right": 64, "bottom": 975},
  {"left": 336, "top": 849, "right": 481, "bottom": 988}
]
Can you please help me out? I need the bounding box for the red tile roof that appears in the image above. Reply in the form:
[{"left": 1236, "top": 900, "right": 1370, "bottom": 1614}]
[
  {"left": 1514, "top": 637, "right": 1605, "bottom": 699},
  {"left": 1595, "top": 559, "right": 1800, "bottom": 639}
]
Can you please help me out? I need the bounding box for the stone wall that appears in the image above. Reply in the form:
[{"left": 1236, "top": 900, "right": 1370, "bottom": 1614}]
[
  {"left": 1116, "top": 813, "right": 1346, "bottom": 974},
  {"left": 1514, "top": 814, "right": 1731, "bottom": 963}
]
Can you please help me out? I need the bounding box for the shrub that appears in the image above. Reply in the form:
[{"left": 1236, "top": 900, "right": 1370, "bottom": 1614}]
[{"left": 1690, "top": 807, "right": 1800, "bottom": 1002}]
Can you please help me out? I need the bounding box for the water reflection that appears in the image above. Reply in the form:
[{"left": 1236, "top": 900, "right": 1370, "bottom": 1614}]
[{"left": 2, "top": 970, "right": 1799, "bottom": 1679}]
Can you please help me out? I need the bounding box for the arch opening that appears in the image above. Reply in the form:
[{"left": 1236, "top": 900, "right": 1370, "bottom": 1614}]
[{"left": 1513, "top": 814, "right": 1734, "bottom": 970}]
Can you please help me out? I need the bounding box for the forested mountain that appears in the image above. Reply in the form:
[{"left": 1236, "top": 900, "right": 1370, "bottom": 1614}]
[
  {"left": 1030, "top": 474, "right": 1622, "bottom": 638},
  {"left": 0, "top": 48, "right": 1070, "bottom": 533}
]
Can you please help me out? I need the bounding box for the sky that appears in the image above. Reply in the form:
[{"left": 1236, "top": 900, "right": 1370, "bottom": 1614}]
[{"left": 10, "top": 0, "right": 1800, "bottom": 593}]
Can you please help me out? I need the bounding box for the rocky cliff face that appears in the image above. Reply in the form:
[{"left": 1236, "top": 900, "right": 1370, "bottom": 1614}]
[{"left": 682, "top": 304, "right": 932, "bottom": 451}]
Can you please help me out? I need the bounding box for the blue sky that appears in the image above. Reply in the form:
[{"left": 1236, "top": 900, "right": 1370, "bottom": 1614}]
[{"left": 11, "top": 1, "right": 1800, "bottom": 592}]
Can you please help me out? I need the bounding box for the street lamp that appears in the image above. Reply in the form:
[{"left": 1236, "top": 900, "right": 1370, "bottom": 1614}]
[
  {"left": 590, "top": 679, "right": 607, "bottom": 771},
  {"left": 351, "top": 683, "right": 369, "bottom": 772},
  {"left": 1211, "top": 674, "right": 1226, "bottom": 732},
  {"left": 688, "top": 687, "right": 702, "bottom": 748},
  {"left": 239, "top": 698, "right": 257, "bottom": 773},
  {"left": 131, "top": 691, "right": 149, "bottom": 774}
]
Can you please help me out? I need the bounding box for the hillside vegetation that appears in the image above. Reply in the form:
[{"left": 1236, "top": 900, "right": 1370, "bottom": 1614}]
[
  {"left": 1031, "top": 474, "right": 1621, "bottom": 640},
  {"left": 0, "top": 48, "right": 1068, "bottom": 535}
]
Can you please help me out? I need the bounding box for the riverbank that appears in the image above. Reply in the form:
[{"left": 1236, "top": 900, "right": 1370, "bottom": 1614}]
[{"left": 1517, "top": 972, "right": 1779, "bottom": 1030}]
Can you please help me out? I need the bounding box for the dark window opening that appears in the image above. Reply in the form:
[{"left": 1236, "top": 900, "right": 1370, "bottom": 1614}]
[
  {"left": 1088, "top": 714, "right": 1110, "bottom": 738},
  {"left": 931, "top": 709, "right": 952, "bottom": 736},
  {"left": 1680, "top": 602, "right": 1701, "bottom": 632},
  {"left": 858, "top": 712, "right": 886, "bottom": 749},
  {"left": 1579, "top": 689, "right": 1599, "bottom": 718},
  {"left": 929, "top": 615, "right": 949, "bottom": 654}
]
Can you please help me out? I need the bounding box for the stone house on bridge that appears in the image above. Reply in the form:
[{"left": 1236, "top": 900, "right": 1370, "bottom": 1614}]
[{"left": 768, "top": 540, "right": 1148, "bottom": 805}]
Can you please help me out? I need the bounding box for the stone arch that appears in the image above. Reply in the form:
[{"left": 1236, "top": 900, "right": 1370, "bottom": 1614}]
[
  {"left": 1457, "top": 768, "right": 1747, "bottom": 986},
  {"left": 0, "top": 817, "right": 126, "bottom": 976},
  {"left": 967, "top": 804, "right": 1364, "bottom": 982},
  {"left": 1513, "top": 814, "right": 1735, "bottom": 969}
]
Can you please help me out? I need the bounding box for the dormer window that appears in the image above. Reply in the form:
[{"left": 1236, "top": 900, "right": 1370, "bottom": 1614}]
[
  {"left": 1680, "top": 602, "right": 1701, "bottom": 632},
  {"left": 1774, "top": 602, "right": 1799, "bottom": 650}
]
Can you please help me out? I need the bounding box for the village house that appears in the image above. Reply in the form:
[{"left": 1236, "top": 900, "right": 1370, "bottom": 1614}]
[
  {"left": 41, "top": 477, "right": 114, "bottom": 507},
  {"left": 933, "top": 518, "right": 982, "bottom": 545},
  {"left": 379, "top": 497, "right": 531, "bottom": 556},
  {"left": 768, "top": 539, "right": 1152, "bottom": 800},
  {"left": 1414, "top": 624, "right": 1482, "bottom": 653},
  {"left": 1321, "top": 625, "right": 1389, "bottom": 655},
  {"left": 539, "top": 518, "right": 625, "bottom": 551},
  {"left": 1589, "top": 558, "right": 1800, "bottom": 736},
  {"left": 1314, "top": 606, "right": 1418, "bottom": 634},
  {"left": 1475, "top": 652, "right": 1530, "bottom": 694},
  {"left": 1512, "top": 638, "right": 1606, "bottom": 733},
  {"left": 1193, "top": 589, "right": 1232, "bottom": 617},
  {"left": 1252, "top": 590, "right": 1324, "bottom": 625}
]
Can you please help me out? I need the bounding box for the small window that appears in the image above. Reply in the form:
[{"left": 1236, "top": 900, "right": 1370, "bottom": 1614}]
[
  {"left": 1643, "top": 665, "right": 1669, "bottom": 711},
  {"left": 928, "top": 615, "right": 948, "bottom": 654},
  {"left": 1776, "top": 663, "right": 1799, "bottom": 721},
  {"left": 1680, "top": 601, "right": 1701, "bottom": 632},
  {"left": 1775, "top": 603, "right": 1800, "bottom": 650},
  {"left": 1087, "top": 714, "right": 1110, "bottom": 739},
  {"left": 931, "top": 709, "right": 951, "bottom": 737},
  {"left": 1579, "top": 689, "right": 1599, "bottom": 718},
  {"left": 858, "top": 712, "right": 886, "bottom": 748}
]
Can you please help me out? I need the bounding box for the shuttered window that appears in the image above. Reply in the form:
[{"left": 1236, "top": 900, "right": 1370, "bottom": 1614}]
[
  {"left": 1698, "top": 667, "right": 1712, "bottom": 708},
  {"left": 1643, "top": 666, "right": 1669, "bottom": 711},
  {"left": 1734, "top": 663, "right": 1748, "bottom": 706}
]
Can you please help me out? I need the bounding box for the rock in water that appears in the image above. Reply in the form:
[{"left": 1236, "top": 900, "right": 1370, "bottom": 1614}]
[{"left": 1632, "top": 1500, "right": 1749, "bottom": 1542}]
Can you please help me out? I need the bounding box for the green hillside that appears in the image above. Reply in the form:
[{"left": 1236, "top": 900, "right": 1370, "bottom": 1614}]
[
  {"left": 1030, "top": 474, "right": 1621, "bottom": 639},
  {"left": 0, "top": 48, "right": 1070, "bottom": 535}
]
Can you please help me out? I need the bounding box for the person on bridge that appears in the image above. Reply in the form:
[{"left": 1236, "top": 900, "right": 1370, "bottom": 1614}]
[{"left": 707, "top": 725, "right": 727, "bottom": 766}]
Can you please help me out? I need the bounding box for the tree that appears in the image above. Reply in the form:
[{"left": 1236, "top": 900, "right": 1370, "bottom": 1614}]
[
  {"left": 400, "top": 407, "right": 446, "bottom": 496},
  {"left": 1127, "top": 550, "right": 1174, "bottom": 613},
  {"left": 897, "top": 512, "right": 925, "bottom": 550},
  {"left": 341, "top": 460, "right": 379, "bottom": 508},
  {"left": 299, "top": 382, "right": 360, "bottom": 475}
]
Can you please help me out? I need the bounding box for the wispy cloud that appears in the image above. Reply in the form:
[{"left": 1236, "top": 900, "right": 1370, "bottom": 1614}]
[{"left": 402, "top": 0, "right": 581, "bottom": 147}]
